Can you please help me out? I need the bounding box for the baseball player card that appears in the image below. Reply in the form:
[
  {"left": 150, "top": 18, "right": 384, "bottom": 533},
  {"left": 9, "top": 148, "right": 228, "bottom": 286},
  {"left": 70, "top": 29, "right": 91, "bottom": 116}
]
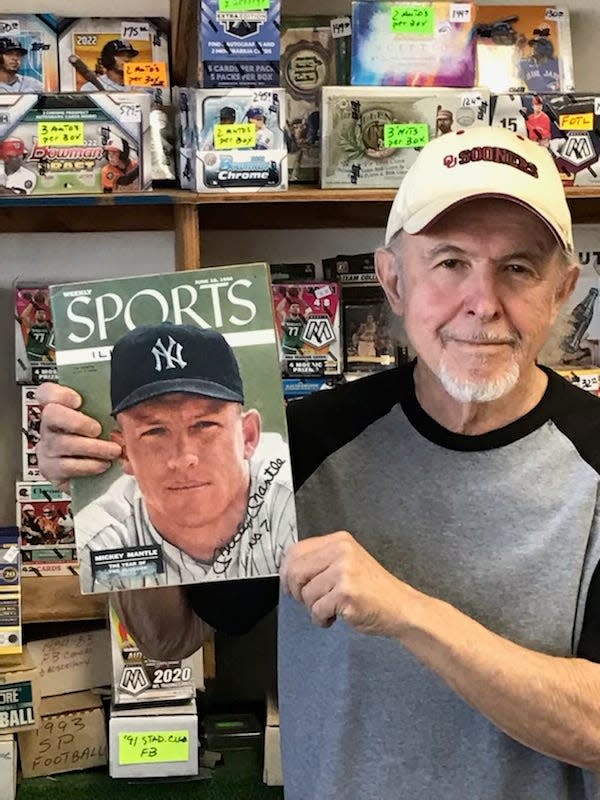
[{"left": 0, "top": 16, "right": 58, "bottom": 93}]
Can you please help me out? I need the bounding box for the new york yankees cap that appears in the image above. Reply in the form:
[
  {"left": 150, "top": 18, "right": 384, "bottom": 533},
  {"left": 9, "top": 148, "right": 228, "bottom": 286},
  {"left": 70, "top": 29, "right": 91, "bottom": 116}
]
[
  {"left": 110, "top": 322, "right": 244, "bottom": 416},
  {"left": 384, "top": 126, "right": 573, "bottom": 251}
]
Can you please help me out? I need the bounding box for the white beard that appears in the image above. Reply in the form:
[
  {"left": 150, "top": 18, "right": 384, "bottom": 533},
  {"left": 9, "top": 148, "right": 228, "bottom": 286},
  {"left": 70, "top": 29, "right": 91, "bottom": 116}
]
[{"left": 437, "top": 357, "right": 521, "bottom": 403}]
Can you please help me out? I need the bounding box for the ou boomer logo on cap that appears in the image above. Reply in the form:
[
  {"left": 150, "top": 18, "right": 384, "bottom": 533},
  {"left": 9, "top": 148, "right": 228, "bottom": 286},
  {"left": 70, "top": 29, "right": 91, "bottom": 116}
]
[
  {"left": 442, "top": 145, "right": 540, "bottom": 178},
  {"left": 151, "top": 335, "right": 187, "bottom": 372}
]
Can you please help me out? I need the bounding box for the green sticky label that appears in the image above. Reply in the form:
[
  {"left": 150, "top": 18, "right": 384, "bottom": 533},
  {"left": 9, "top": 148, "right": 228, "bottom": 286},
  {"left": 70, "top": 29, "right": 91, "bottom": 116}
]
[
  {"left": 218, "top": 0, "right": 270, "bottom": 11},
  {"left": 214, "top": 122, "right": 257, "bottom": 150},
  {"left": 119, "top": 731, "right": 190, "bottom": 765},
  {"left": 37, "top": 121, "right": 84, "bottom": 147},
  {"left": 391, "top": 4, "right": 434, "bottom": 34},
  {"left": 383, "top": 123, "right": 429, "bottom": 149}
]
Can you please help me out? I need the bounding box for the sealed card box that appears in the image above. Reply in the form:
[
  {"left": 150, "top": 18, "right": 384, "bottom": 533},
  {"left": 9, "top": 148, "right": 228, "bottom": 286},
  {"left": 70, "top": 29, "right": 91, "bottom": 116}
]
[
  {"left": 21, "top": 387, "right": 42, "bottom": 481},
  {"left": 16, "top": 482, "right": 73, "bottom": 552},
  {"left": 15, "top": 287, "right": 56, "bottom": 385},
  {"left": 0, "top": 15, "right": 58, "bottom": 93}
]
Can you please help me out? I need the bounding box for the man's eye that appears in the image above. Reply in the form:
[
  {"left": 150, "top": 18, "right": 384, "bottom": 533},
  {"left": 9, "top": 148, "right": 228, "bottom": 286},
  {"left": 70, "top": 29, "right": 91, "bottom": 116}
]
[
  {"left": 192, "top": 420, "right": 218, "bottom": 431},
  {"left": 506, "top": 264, "right": 531, "bottom": 275},
  {"left": 140, "top": 427, "right": 166, "bottom": 438},
  {"left": 438, "top": 259, "right": 461, "bottom": 269}
]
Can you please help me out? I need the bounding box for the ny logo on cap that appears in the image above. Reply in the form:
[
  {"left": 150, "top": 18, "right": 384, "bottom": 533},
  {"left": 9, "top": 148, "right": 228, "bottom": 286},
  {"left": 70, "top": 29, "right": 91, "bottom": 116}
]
[{"left": 151, "top": 335, "right": 187, "bottom": 372}]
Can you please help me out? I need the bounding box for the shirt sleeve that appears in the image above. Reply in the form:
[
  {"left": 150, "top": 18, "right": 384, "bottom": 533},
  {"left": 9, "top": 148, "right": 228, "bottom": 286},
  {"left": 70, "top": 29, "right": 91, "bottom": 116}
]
[{"left": 577, "top": 561, "right": 600, "bottom": 663}]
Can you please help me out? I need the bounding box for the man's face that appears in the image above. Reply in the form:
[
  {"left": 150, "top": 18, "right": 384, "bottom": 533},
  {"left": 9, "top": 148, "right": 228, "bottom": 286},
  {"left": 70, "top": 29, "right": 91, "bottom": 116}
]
[
  {"left": 35, "top": 309, "right": 46, "bottom": 323},
  {"left": 251, "top": 116, "right": 265, "bottom": 129},
  {"left": 112, "top": 393, "right": 260, "bottom": 532},
  {"left": 533, "top": 100, "right": 543, "bottom": 114},
  {"left": 2, "top": 50, "right": 22, "bottom": 74},
  {"left": 5, "top": 154, "right": 21, "bottom": 173},
  {"left": 113, "top": 51, "right": 134, "bottom": 75},
  {"left": 376, "top": 198, "right": 578, "bottom": 402},
  {"left": 106, "top": 149, "right": 122, "bottom": 166},
  {"left": 289, "top": 303, "right": 300, "bottom": 316}
]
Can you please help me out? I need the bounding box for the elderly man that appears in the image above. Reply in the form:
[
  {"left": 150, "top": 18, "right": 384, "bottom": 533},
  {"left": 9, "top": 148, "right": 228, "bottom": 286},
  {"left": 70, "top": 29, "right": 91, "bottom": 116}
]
[{"left": 37, "top": 126, "right": 600, "bottom": 799}]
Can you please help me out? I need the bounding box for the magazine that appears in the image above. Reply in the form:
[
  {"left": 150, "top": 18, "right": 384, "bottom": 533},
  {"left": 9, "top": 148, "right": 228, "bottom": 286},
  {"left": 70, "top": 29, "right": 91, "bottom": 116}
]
[{"left": 50, "top": 263, "right": 297, "bottom": 594}]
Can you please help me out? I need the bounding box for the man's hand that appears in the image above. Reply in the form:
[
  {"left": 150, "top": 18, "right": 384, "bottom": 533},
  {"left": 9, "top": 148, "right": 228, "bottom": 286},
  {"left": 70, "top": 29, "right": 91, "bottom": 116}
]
[
  {"left": 280, "top": 531, "right": 413, "bottom": 637},
  {"left": 36, "top": 383, "right": 122, "bottom": 491}
]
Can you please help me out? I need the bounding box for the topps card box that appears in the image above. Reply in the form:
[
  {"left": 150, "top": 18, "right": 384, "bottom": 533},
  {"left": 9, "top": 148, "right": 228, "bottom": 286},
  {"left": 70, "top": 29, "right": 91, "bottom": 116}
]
[
  {"left": 15, "top": 287, "right": 56, "bottom": 385},
  {"left": 273, "top": 283, "right": 342, "bottom": 377},
  {"left": 21, "top": 387, "right": 42, "bottom": 482},
  {"left": 0, "top": 93, "right": 152, "bottom": 196},
  {"left": 0, "top": 15, "right": 58, "bottom": 93},
  {"left": 474, "top": 5, "right": 574, "bottom": 93},
  {"left": 351, "top": 1, "right": 476, "bottom": 87},
  {"left": 16, "top": 482, "right": 73, "bottom": 551},
  {"left": 321, "top": 86, "right": 490, "bottom": 189}
]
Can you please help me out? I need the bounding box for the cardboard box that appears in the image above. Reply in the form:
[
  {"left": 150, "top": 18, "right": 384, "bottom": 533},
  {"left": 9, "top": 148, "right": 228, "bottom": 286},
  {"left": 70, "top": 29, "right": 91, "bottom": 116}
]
[
  {"left": 109, "top": 698, "right": 198, "bottom": 778},
  {"left": 0, "top": 529, "right": 21, "bottom": 657},
  {"left": 0, "top": 734, "right": 17, "bottom": 800},
  {"left": 263, "top": 691, "right": 282, "bottom": 786},
  {"left": 18, "top": 691, "right": 107, "bottom": 778},
  {"left": 0, "top": 647, "right": 40, "bottom": 733},
  {"left": 27, "top": 630, "right": 111, "bottom": 697}
]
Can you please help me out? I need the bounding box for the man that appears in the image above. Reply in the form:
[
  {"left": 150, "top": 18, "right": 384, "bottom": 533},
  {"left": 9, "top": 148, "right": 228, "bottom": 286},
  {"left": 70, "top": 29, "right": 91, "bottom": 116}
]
[
  {"left": 81, "top": 40, "right": 139, "bottom": 92},
  {"left": 525, "top": 95, "right": 552, "bottom": 147},
  {"left": 72, "top": 322, "right": 295, "bottom": 592},
  {"left": 246, "top": 107, "right": 274, "bottom": 150},
  {"left": 280, "top": 302, "right": 306, "bottom": 357},
  {"left": 101, "top": 136, "right": 139, "bottom": 193},
  {"left": 0, "top": 138, "right": 37, "bottom": 196},
  {"left": 36, "top": 126, "right": 600, "bottom": 799},
  {"left": 0, "top": 37, "right": 43, "bottom": 92}
]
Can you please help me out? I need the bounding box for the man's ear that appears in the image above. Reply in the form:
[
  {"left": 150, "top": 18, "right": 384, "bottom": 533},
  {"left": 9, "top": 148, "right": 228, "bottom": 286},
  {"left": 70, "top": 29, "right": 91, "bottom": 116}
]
[
  {"left": 555, "top": 264, "right": 580, "bottom": 307},
  {"left": 110, "top": 429, "right": 132, "bottom": 475},
  {"left": 375, "top": 245, "right": 404, "bottom": 316},
  {"left": 241, "top": 409, "right": 261, "bottom": 460}
]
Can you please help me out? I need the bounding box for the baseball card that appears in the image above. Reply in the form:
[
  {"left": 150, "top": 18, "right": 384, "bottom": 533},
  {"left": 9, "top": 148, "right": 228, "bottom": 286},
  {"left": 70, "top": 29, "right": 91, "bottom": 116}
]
[
  {"left": 321, "top": 86, "right": 490, "bottom": 189},
  {"left": 0, "top": 16, "right": 58, "bottom": 93},
  {"left": 0, "top": 528, "right": 21, "bottom": 656},
  {"left": 21, "top": 387, "right": 42, "bottom": 482},
  {"left": 15, "top": 287, "right": 56, "bottom": 385},
  {"left": 474, "top": 5, "right": 574, "bottom": 93},
  {"left": 272, "top": 282, "right": 342, "bottom": 377},
  {"left": 20, "top": 548, "right": 78, "bottom": 577},
  {"left": 552, "top": 368, "right": 600, "bottom": 395},
  {"left": 351, "top": 1, "right": 476, "bottom": 87},
  {"left": 50, "top": 264, "right": 297, "bottom": 593},
  {"left": 16, "top": 482, "right": 74, "bottom": 551}
]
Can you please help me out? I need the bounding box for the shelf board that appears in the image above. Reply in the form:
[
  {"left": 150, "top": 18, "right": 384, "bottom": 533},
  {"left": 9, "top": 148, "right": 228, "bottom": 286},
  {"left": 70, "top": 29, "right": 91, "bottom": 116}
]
[{"left": 22, "top": 576, "right": 107, "bottom": 624}]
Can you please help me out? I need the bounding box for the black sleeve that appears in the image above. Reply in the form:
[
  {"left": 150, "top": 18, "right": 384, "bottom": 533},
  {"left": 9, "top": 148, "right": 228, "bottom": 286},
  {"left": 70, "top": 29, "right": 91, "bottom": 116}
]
[
  {"left": 577, "top": 562, "right": 600, "bottom": 663},
  {"left": 186, "top": 576, "right": 279, "bottom": 635}
]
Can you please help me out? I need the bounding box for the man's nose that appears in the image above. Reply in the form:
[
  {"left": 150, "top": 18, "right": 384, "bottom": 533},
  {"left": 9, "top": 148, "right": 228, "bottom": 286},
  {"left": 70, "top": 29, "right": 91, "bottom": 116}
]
[
  {"left": 463, "top": 270, "right": 503, "bottom": 322},
  {"left": 167, "top": 433, "right": 200, "bottom": 469}
]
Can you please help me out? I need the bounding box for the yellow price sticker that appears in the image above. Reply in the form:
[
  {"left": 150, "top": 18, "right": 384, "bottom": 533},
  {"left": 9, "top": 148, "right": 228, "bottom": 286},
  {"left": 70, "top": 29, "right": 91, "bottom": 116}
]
[
  {"left": 383, "top": 123, "right": 429, "bottom": 149},
  {"left": 559, "top": 113, "right": 594, "bottom": 131},
  {"left": 391, "top": 5, "right": 434, "bottom": 34},
  {"left": 118, "top": 731, "right": 190, "bottom": 765},
  {"left": 124, "top": 61, "right": 168, "bottom": 87},
  {"left": 37, "top": 121, "right": 84, "bottom": 147},
  {"left": 218, "top": 0, "right": 270, "bottom": 10},
  {"left": 214, "top": 122, "right": 257, "bottom": 150}
]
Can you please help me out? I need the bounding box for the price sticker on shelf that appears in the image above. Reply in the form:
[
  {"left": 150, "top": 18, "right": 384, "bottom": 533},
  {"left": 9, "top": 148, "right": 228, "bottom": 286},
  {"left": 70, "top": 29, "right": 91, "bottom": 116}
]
[
  {"left": 119, "top": 731, "right": 190, "bottom": 765},
  {"left": 450, "top": 4, "right": 471, "bottom": 23},
  {"left": 214, "top": 123, "right": 256, "bottom": 150},
  {"left": 121, "top": 22, "right": 151, "bottom": 40},
  {"left": 37, "top": 121, "right": 84, "bottom": 147},
  {"left": 545, "top": 7, "right": 566, "bottom": 20},
  {"left": 124, "top": 61, "right": 168, "bottom": 87},
  {"left": 218, "top": 0, "right": 270, "bottom": 11},
  {"left": 460, "top": 92, "right": 483, "bottom": 107},
  {"left": 383, "top": 123, "right": 429, "bottom": 149},
  {"left": 391, "top": 5, "right": 434, "bottom": 34},
  {"left": 559, "top": 112, "right": 594, "bottom": 131},
  {"left": 330, "top": 16, "right": 352, "bottom": 38},
  {"left": 119, "top": 102, "right": 142, "bottom": 123}
]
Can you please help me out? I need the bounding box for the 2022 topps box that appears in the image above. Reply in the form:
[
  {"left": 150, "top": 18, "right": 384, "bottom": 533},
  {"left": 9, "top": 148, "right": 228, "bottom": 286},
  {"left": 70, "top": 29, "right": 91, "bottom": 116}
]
[
  {"left": 15, "top": 287, "right": 56, "bottom": 385},
  {"left": 0, "top": 15, "right": 58, "bottom": 93}
]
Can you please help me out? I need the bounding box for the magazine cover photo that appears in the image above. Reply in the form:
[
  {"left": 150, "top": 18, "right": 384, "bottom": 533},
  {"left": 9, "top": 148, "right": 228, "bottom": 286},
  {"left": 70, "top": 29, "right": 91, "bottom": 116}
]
[{"left": 50, "top": 263, "right": 297, "bottom": 594}]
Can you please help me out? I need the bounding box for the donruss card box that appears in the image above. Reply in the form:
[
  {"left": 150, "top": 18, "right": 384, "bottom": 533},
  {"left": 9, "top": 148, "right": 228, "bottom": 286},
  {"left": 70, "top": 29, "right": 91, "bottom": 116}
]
[
  {"left": 50, "top": 264, "right": 297, "bottom": 593},
  {"left": 474, "top": 5, "right": 574, "bottom": 93},
  {"left": 15, "top": 287, "right": 56, "bottom": 385},
  {"left": 16, "top": 482, "right": 73, "bottom": 551},
  {"left": 199, "top": 0, "right": 280, "bottom": 88},
  {"left": 58, "top": 17, "right": 171, "bottom": 106},
  {"left": 273, "top": 283, "right": 342, "bottom": 377},
  {"left": 321, "top": 86, "right": 490, "bottom": 189},
  {"left": 351, "top": 2, "right": 476, "bottom": 87},
  {"left": 22, "top": 387, "right": 42, "bottom": 481},
  {"left": 0, "top": 93, "right": 152, "bottom": 196},
  {"left": 0, "top": 15, "right": 58, "bottom": 93}
]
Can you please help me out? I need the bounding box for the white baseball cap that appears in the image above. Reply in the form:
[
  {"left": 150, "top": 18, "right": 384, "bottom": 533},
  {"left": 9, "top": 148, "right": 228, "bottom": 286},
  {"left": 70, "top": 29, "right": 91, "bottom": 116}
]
[{"left": 385, "top": 126, "right": 573, "bottom": 251}]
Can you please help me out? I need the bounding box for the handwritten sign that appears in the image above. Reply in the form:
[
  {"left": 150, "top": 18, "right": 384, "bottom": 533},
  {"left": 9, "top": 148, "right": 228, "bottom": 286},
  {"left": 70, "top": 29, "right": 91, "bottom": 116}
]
[
  {"left": 119, "top": 102, "right": 142, "bottom": 123},
  {"left": 124, "top": 62, "right": 167, "bottom": 87},
  {"left": 545, "top": 7, "right": 565, "bottom": 21},
  {"left": 214, "top": 123, "right": 257, "bottom": 150},
  {"left": 330, "top": 16, "right": 352, "bottom": 38},
  {"left": 37, "top": 122, "right": 84, "bottom": 147},
  {"left": 559, "top": 113, "right": 594, "bottom": 131},
  {"left": 218, "top": 0, "right": 270, "bottom": 11},
  {"left": 391, "top": 5, "right": 434, "bottom": 34},
  {"left": 27, "top": 631, "right": 111, "bottom": 698},
  {"left": 383, "top": 123, "right": 429, "bottom": 149},
  {"left": 121, "top": 22, "right": 151, "bottom": 40},
  {"left": 119, "top": 731, "right": 190, "bottom": 764}
]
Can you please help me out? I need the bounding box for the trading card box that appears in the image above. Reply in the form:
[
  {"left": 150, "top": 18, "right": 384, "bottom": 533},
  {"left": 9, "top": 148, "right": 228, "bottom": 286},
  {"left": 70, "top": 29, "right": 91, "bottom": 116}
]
[
  {"left": 173, "top": 86, "right": 195, "bottom": 189},
  {"left": 0, "top": 93, "right": 152, "bottom": 197},
  {"left": 351, "top": 2, "right": 476, "bottom": 87},
  {"left": 0, "top": 15, "right": 58, "bottom": 93},
  {"left": 21, "top": 548, "right": 78, "bottom": 578},
  {"left": 273, "top": 282, "right": 342, "bottom": 377},
  {"left": 16, "top": 482, "right": 74, "bottom": 551},
  {"left": 343, "top": 299, "right": 397, "bottom": 373},
  {"left": 474, "top": 5, "right": 574, "bottom": 93},
  {"left": 322, "top": 252, "right": 377, "bottom": 284},
  {"left": 283, "top": 376, "right": 339, "bottom": 402},
  {"left": 21, "top": 386, "right": 42, "bottom": 482},
  {"left": 553, "top": 368, "right": 600, "bottom": 395},
  {"left": 0, "top": 529, "right": 21, "bottom": 657},
  {"left": 321, "top": 86, "right": 490, "bottom": 189},
  {"left": 58, "top": 17, "right": 171, "bottom": 107},
  {"left": 199, "top": 0, "right": 280, "bottom": 89},
  {"left": 15, "top": 287, "right": 56, "bottom": 385},
  {"left": 271, "top": 263, "right": 316, "bottom": 282}
]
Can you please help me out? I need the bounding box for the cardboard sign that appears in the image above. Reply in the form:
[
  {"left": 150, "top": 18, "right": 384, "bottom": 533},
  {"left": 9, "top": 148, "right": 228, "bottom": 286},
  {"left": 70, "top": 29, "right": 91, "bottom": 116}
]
[
  {"left": 559, "top": 113, "right": 594, "bottom": 131},
  {"left": 27, "top": 630, "right": 111, "bottom": 698},
  {"left": 0, "top": 735, "right": 16, "bottom": 800},
  {"left": 214, "top": 123, "right": 257, "bottom": 150}
]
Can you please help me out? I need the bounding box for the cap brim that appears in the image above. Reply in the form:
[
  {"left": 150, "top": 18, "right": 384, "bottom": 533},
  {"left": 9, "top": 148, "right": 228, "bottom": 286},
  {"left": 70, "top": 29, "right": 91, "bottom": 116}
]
[{"left": 112, "top": 378, "right": 244, "bottom": 416}]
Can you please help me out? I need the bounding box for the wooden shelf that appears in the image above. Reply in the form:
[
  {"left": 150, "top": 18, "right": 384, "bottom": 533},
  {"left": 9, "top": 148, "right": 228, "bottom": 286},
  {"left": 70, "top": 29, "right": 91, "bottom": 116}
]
[{"left": 22, "top": 576, "right": 107, "bottom": 624}]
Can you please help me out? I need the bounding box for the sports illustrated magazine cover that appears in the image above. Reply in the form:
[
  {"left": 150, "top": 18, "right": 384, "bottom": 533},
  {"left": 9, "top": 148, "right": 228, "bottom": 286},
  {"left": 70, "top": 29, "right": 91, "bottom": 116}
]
[{"left": 50, "top": 264, "right": 297, "bottom": 594}]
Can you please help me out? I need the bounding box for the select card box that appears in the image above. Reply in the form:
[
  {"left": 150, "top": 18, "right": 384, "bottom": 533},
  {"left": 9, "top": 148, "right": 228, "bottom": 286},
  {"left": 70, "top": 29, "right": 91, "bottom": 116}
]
[
  {"left": 0, "top": 15, "right": 59, "bottom": 92},
  {"left": 21, "top": 386, "right": 42, "bottom": 481},
  {"left": 15, "top": 287, "right": 56, "bottom": 385},
  {"left": 16, "top": 482, "right": 73, "bottom": 550},
  {"left": 321, "top": 86, "right": 490, "bottom": 189},
  {"left": 351, "top": 1, "right": 476, "bottom": 87}
]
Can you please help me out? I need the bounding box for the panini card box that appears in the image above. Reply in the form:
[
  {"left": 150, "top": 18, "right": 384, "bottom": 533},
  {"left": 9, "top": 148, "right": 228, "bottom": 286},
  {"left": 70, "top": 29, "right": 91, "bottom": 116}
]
[
  {"left": 58, "top": 17, "right": 171, "bottom": 106},
  {"left": 271, "top": 263, "right": 316, "bottom": 282},
  {"left": 0, "top": 15, "right": 58, "bottom": 93},
  {"left": 322, "top": 252, "right": 376, "bottom": 284},
  {"left": 21, "top": 387, "right": 42, "bottom": 481},
  {"left": 16, "top": 482, "right": 73, "bottom": 551},
  {"left": 283, "top": 376, "right": 338, "bottom": 401},
  {"left": 0, "top": 93, "right": 152, "bottom": 196},
  {"left": 474, "top": 5, "right": 574, "bottom": 93},
  {"left": 273, "top": 282, "right": 342, "bottom": 376},
  {"left": 15, "top": 287, "right": 56, "bottom": 385},
  {"left": 351, "top": 2, "right": 476, "bottom": 87},
  {"left": 321, "top": 86, "right": 490, "bottom": 189},
  {"left": 0, "top": 529, "right": 21, "bottom": 657}
]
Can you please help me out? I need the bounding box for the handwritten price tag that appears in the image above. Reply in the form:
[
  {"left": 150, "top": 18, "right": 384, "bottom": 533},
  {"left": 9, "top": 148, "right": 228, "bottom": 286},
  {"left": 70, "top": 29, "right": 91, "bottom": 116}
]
[
  {"left": 383, "top": 123, "right": 429, "bottom": 149},
  {"left": 0, "top": 20, "right": 20, "bottom": 36},
  {"left": 545, "top": 7, "right": 565, "bottom": 20},
  {"left": 121, "top": 22, "right": 151, "bottom": 40},
  {"left": 450, "top": 3, "right": 471, "bottom": 23},
  {"left": 124, "top": 61, "right": 167, "bottom": 87},
  {"left": 214, "top": 123, "right": 257, "bottom": 150},
  {"left": 218, "top": 0, "right": 270, "bottom": 11},
  {"left": 37, "top": 122, "right": 84, "bottom": 146},
  {"left": 119, "top": 102, "right": 142, "bottom": 123},
  {"left": 391, "top": 5, "right": 434, "bottom": 34},
  {"left": 119, "top": 731, "right": 189, "bottom": 765},
  {"left": 330, "top": 16, "right": 352, "bottom": 38},
  {"left": 559, "top": 113, "right": 594, "bottom": 131}
]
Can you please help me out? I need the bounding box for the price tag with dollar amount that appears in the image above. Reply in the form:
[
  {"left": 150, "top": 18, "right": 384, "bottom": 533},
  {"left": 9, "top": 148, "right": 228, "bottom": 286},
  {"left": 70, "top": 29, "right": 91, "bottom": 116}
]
[
  {"left": 218, "top": 0, "right": 270, "bottom": 11},
  {"left": 37, "top": 122, "right": 84, "bottom": 147},
  {"left": 119, "top": 103, "right": 142, "bottom": 124},
  {"left": 383, "top": 123, "right": 429, "bottom": 149},
  {"left": 121, "top": 22, "right": 151, "bottom": 40},
  {"left": 330, "top": 17, "right": 352, "bottom": 38},
  {"left": 545, "top": 7, "right": 566, "bottom": 20},
  {"left": 124, "top": 62, "right": 167, "bottom": 87},
  {"left": 214, "top": 123, "right": 257, "bottom": 150},
  {"left": 559, "top": 113, "right": 594, "bottom": 131},
  {"left": 119, "top": 731, "right": 190, "bottom": 765},
  {"left": 391, "top": 5, "right": 434, "bottom": 34}
]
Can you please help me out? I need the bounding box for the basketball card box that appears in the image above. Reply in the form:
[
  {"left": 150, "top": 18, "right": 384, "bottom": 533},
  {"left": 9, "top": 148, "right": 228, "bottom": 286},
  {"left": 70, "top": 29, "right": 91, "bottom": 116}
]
[
  {"left": 21, "top": 548, "right": 78, "bottom": 577},
  {"left": 271, "top": 263, "right": 316, "bottom": 282},
  {"left": 321, "top": 86, "right": 490, "bottom": 189},
  {"left": 322, "top": 252, "right": 377, "bottom": 284},
  {"left": 15, "top": 287, "right": 56, "bottom": 385},
  {"left": 16, "top": 482, "right": 74, "bottom": 552},
  {"left": 351, "top": 1, "right": 476, "bottom": 87},
  {"left": 343, "top": 300, "right": 397, "bottom": 373},
  {"left": 21, "top": 387, "right": 42, "bottom": 482},
  {"left": 0, "top": 15, "right": 58, "bottom": 93},
  {"left": 272, "top": 282, "right": 342, "bottom": 377},
  {"left": 0, "top": 93, "right": 152, "bottom": 196}
]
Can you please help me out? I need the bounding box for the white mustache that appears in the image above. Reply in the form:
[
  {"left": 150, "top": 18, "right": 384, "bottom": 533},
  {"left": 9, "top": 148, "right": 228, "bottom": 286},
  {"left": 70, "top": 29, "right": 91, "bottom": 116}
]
[{"left": 440, "top": 330, "right": 520, "bottom": 346}]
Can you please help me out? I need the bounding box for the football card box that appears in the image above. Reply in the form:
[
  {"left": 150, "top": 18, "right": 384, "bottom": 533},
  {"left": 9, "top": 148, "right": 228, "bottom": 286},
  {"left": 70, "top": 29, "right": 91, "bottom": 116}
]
[
  {"left": 321, "top": 86, "right": 490, "bottom": 189},
  {"left": 474, "top": 5, "right": 574, "bottom": 93},
  {"left": 16, "top": 482, "right": 73, "bottom": 551},
  {"left": 0, "top": 528, "right": 21, "bottom": 656},
  {"left": 15, "top": 287, "right": 56, "bottom": 385},
  {"left": 21, "top": 387, "right": 42, "bottom": 482},
  {"left": 21, "top": 548, "right": 78, "bottom": 578},
  {"left": 0, "top": 15, "right": 58, "bottom": 93},
  {"left": 351, "top": 1, "right": 476, "bottom": 87}
]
